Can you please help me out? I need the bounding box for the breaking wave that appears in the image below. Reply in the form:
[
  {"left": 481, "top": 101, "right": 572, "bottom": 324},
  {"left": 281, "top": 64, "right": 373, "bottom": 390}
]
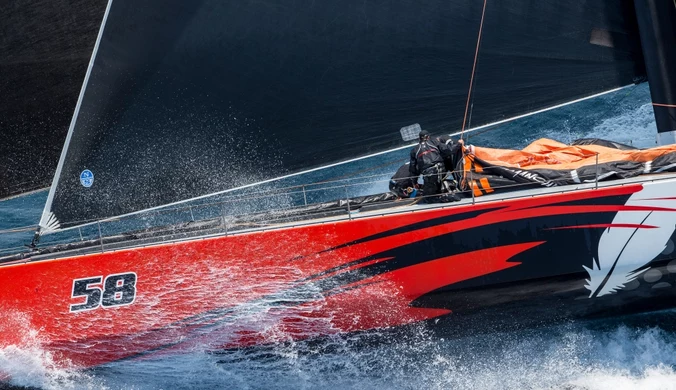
[
  {"left": 0, "top": 312, "right": 103, "bottom": 390},
  {"left": 25, "top": 318, "right": 676, "bottom": 390},
  {"left": 3, "top": 310, "right": 676, "bottom": 389}
]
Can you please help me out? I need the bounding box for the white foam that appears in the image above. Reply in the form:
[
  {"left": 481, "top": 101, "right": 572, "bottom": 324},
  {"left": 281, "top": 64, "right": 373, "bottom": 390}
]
[
  {"left": 0, "top": 311, "right": 103, "bottom": 390},
  {"left": 586, "top": 103, "right": 659, "bottom": 149},
  {"left": 570, "top": 366, "right": 676, "bottom": 390},
  {"left": 420, "top": 325, "right": 676, "bottom": 390}
]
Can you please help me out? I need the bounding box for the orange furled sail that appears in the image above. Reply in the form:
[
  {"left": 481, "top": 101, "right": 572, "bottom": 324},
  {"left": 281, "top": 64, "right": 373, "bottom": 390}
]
[{"left": 459, "top": 138, "right": 676, "bottom": 196}]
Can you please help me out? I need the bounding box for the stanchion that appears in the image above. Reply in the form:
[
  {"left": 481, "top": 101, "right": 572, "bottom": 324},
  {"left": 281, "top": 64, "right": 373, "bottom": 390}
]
[
  {"left": 345, "top": 185, "right": 351, "bottom": 220},
  {"left": 595, "top": 153, "right": 599, "bottom": 190},
  {"left": 221, "top": 203, "right": 228, "bottom": 236},
  {"left": 97, "top": 221, "right": 104, "bottom": 252},
  {"left": 470, "top": 169, "right": 475, "bottom": 205}
]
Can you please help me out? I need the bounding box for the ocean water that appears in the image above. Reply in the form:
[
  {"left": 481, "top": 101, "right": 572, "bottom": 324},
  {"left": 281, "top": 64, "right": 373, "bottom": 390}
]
[{"left": 3, "top": 83, "right": 676, "bottom": 389}]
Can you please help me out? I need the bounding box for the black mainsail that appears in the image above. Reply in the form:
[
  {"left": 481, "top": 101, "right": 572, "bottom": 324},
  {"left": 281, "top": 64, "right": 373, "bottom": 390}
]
[
  {"left": 634, "top": 0, "right": 676, "bottom": 145},
  {"left": 39, "top": 0, "right": 646, "bottom": 232},
  {"left": 0, "top": 0, "right": 107, "bottom": 199}
]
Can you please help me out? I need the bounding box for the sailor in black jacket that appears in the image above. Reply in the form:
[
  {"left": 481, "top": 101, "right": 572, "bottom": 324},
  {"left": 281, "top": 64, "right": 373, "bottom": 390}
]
[
  {"left": 436, "top": 135, "right": 468, "bottom": 180},
  {"left": 389, "top": 162, "right": 419, "bottom": 198},
  {"left": 409, "top": 130, "right": 451, "bottom": 202}
]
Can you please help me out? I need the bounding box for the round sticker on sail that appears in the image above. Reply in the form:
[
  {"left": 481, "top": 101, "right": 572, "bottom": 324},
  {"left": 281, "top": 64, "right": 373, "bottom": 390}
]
[{"left": 80, "top": 169, "right": 94, "bottom": 188}]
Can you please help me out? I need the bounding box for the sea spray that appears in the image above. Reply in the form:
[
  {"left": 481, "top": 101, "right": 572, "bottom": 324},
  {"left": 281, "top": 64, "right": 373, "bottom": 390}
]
[{"left": 0, "top": 311, "right": 102, "bottom": 390}]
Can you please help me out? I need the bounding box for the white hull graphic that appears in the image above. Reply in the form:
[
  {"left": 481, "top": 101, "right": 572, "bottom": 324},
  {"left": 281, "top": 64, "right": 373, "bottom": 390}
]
[{"left": 585, "top": 183, "right": 676, "bottom": 297}]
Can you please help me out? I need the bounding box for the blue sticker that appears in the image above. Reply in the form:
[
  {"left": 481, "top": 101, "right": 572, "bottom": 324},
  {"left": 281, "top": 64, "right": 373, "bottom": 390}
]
[{"left": 80, "top": 169, "right": 94, "bottom": 188}]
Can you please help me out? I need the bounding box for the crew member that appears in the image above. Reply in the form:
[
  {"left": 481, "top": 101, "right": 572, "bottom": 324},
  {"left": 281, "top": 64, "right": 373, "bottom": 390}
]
[
  {"left": 389, "top": 162, "right": 420, "bottom": 198},
  {"left": 409, "top": 130, "right": 450, "bottom": 202},
  {"left": 436, "top": 135, "right": 460, "bottom": 172}
]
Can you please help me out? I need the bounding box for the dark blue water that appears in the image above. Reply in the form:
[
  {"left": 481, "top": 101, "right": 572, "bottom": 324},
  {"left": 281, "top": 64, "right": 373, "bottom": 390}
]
[{"left": 3, "top": 84, "right": 676, "bottom": 389}]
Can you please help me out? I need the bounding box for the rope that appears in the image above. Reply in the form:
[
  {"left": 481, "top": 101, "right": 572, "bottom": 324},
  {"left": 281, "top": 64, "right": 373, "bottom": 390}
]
[{"left": 460, "top": 0, "right": 488, "bottom": 139}]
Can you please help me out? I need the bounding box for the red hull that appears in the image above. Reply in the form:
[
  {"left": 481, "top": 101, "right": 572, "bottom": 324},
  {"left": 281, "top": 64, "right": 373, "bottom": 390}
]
[{"left": 3, "top": 180, "right": 676, "bottom": 368}]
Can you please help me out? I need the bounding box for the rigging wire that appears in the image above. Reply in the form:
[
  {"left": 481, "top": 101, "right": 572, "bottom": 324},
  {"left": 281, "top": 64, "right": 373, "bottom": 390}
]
[
  {"left": 0, "top": 225, "right": 39, "bottom": 234},
  {"left": 0, "top": 187, "right": 50, "bottom": 203},
  {"left": 460, "top": 0, "right": 488, "bottom": 140}
]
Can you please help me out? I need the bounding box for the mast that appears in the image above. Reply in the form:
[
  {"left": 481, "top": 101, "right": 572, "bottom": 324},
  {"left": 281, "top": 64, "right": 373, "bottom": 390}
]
[{"left": 634, "top": 0, "right": 676, "bottom": 146}]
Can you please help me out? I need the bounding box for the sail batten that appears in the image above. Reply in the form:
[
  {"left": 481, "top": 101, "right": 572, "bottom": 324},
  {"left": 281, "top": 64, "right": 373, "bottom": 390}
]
[{"left": 40, "top": 0, "right": 647, "bottom": 232}]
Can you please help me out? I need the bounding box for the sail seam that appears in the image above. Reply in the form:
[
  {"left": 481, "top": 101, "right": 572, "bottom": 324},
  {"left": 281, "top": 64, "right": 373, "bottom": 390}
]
[{"left": 38, "top": 0, "right": 115, "bottom": 233}]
